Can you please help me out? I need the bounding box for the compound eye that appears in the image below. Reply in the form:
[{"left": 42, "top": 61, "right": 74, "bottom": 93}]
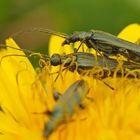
[
  {"left": 51, "top": 54, "right": 61, "bottom": 66},
  {"left": 62, "top": 38, "right": 71, "bottom": 46},
  {"left": 62, "top": 34, "right": 79, "bottom": 46}
]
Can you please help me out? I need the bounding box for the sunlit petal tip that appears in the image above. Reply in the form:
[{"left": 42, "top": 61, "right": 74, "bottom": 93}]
[
  {"left": 6, "top": 37, "right": 19, "bottom": 48},
  {"left": 118, "top": 23, "right": 140, "bottom": 43}
]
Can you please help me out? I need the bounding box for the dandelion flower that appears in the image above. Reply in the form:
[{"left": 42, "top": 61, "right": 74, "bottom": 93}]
[{"left": 0, "top": 23, "right": 140, "bottom": 140}]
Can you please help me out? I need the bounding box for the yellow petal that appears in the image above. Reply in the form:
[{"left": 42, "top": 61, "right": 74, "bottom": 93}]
[
  {"left": 49, "top": 35, "right": 73, "bottom": 56},
  {"left": 118, "top": 23, "right": 140, "bottom": 43},
  {"left": 0, "top": 38, "right": 47, "bottom": 139}
]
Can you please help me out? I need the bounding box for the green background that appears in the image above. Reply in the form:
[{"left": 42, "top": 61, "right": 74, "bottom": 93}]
[{"left": 0, "top": 0, "right": 140, "bottom": 53}]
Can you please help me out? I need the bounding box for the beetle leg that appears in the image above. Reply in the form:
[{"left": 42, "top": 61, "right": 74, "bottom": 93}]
[
  {"left": 88, "top": 40, "right": 103, "bottom": 56},
  {"left": 74, "top": 39, "right": 85, "bottom": 53}
]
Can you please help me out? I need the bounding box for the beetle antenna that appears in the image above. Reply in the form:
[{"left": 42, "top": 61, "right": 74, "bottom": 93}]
[
  {"left": 10, "top": 28, "right": 68, "bottom": 39},
  {"left": 0, "top": 44, "right": 35, "bottom": 54},
  {"left": 0, "top": 44, "right": 50, "bottom": 60}
]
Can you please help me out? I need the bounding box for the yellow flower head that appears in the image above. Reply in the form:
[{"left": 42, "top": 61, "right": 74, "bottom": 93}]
[{"left": 0, "top": 23, "right": 140, "bottom": 140}]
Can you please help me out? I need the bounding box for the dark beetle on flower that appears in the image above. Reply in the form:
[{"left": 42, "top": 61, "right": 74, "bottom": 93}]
[
  {"left": 43, "top": 80, "right": 89, "bottom": 138},
  {"left": 1, "top": 45, "right": 140, "bottom": 80},
  {"left": 42, "top": 51, "right": 140, "bottom": 79},
  {"left": 62, "top": 30, "right": 140, "bottom": 63}
]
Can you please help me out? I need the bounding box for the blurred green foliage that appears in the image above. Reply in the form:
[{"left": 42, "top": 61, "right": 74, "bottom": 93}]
[{"left": 0, "top": 0, "right": 140, "bottom": 65}]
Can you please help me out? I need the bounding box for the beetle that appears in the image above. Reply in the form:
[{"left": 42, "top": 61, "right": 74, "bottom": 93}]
[
  {"left": 62, "top": 30, "right": 140, "bottom": 63},
  {"left": 1, "top": 44, "right": 140, "bottom": 79},
  {"left": 0, "top": 44, "right": 120, "bottom": 90},
  {"left": 0, "top": 44, "right": 119, "bottom": 74},
  {"left": 43, "top": 80, "right": 89, "bottom": 138},
  {"left": 47, "top": 52, "right": 117, "bottom": 78},
  {"left": 43, "top": 52, "right": 140, "bottom": 79}
]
